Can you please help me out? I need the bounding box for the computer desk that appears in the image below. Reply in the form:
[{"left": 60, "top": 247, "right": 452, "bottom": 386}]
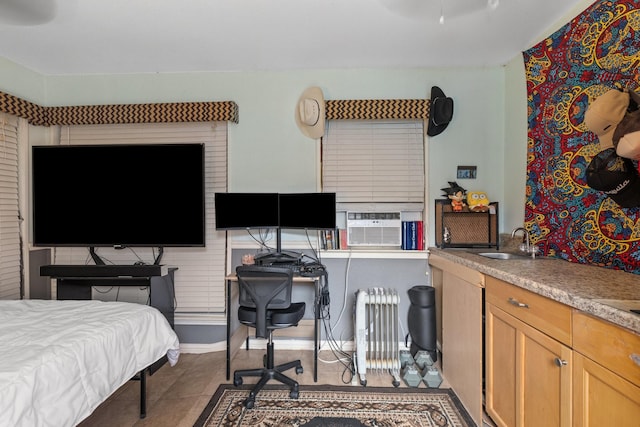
[{"left": 226, "top": 273, "right": 323, "bottom": 382}]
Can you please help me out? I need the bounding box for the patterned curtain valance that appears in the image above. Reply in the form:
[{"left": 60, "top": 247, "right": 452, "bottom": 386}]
[
  {"left": 0, "top": 90, "right": 239, "bottom": 126},
  {"left": 325, "top": 99, "right": 430, "bottom": 120},
  {"left": 0, "top": 91, "right": 47, "bottom": 125}
]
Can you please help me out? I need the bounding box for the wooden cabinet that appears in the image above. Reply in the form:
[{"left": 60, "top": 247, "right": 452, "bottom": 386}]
[
  {"left": 485, "top": 276, "right": 572, "bottom": 427},
  {"left": 433, "top": 251, "right": 640, "bottom": 427},
  {"left": 434, "top": 199, "right": 499, "bottom": 249},
  {"left": 429, "top": 254, "right": 484, "bottom": 427},
  {"left": 573, "top": 312, "right": 640, "bottom": 427}
]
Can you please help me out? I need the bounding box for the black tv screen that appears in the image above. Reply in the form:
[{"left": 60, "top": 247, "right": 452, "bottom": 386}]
[
  {"left": 32, "top": 143, "right": 205, "bottom": 247},
  {"left": 214, "top": 193, "right": 279, "bottom": 230},
  {"left": 278, "top": 193, "right": 336, "bottom": 229}
]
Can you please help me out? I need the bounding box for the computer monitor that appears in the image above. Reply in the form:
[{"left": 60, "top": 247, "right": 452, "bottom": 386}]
[
  {"left": 214, "top": 193, "right": 279, "bottom": 230},
  {"left": 278, "top": 193, "right": 337, "bottom": 230}
]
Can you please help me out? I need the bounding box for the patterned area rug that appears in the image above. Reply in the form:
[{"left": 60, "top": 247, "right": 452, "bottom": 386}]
[{"left": 193, "top": 384, "right": 475, "bottom": 427}]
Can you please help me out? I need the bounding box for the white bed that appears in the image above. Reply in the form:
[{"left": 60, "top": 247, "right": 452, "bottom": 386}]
[{"left": 0, "top": 299, "right": 180, "bottom": 427}]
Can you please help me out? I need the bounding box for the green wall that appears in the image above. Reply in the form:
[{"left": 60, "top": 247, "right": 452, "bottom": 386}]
[
  {"left": 501, "top": 0, "right": 595, "bottom": 233},
  {"left": 1, "top": 0, "right": 595, "bottom": 245},
  {"left": 1, "top": 64, "right": 509, "bottom": 245}
]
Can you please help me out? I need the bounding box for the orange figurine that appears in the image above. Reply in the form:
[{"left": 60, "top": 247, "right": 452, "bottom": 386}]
[{"left": 441, "top": 181, "right": 466, "bottom": 212}]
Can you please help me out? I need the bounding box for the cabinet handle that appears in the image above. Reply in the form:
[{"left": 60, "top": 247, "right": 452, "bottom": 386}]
[
  {"left": 554, "top": 357, "right": 568, "bottom": 367},
  {"left": 631, "top": 354, "right": 640, "bottom": 367},
  {"left": 508, "top": 297, "right": 529, "bottom": 308}
]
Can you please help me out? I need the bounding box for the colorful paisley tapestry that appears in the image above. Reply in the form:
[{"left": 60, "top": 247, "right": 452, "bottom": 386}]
[{"left": 523, "top": 0, "right": 640, "bottom": 273}]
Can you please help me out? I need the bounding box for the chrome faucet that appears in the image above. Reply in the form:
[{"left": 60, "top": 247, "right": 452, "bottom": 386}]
[{"left": 511, "top": 227, "right": 537, "bottom": 258}]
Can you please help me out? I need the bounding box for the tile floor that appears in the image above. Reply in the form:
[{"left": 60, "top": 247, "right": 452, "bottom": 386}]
[{"left": 78, "top": 348, "right": 495, "bottom": 426}]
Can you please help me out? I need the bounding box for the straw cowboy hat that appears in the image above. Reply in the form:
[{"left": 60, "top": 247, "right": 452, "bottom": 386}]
[
  {"left": 295, "top": 86, "right": 325, "bottom": 139},
  {"left": 427, "top": 86, "right": 454, "bottom": 137}
]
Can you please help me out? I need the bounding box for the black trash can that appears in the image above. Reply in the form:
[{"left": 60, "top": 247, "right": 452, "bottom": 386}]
[{"left": 407, "top": 285, "right": 437, "bottom": 362}]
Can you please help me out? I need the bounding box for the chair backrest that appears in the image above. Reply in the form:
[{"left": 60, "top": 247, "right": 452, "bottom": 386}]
[{"left": 235, "top": 265, "right": 294, "bottom": 337}]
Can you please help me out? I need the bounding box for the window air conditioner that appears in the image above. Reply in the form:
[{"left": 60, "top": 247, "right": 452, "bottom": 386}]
[{"left": 346, "top": 212, "right": 402, "bottom": 247}]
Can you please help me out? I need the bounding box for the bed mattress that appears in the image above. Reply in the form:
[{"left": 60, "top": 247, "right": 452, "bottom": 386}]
[{"left": 0, "top": 299, "right": 180, "bottom": 427}]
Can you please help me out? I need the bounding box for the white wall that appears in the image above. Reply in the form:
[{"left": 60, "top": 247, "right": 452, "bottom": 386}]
[{"left": 0, "top": 57, "right": 46, "bottom": 104}]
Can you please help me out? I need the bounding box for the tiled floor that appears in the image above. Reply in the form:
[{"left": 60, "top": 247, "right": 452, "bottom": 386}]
[{"left": 78, "top": 348, "right": 494, "bottom": 426}]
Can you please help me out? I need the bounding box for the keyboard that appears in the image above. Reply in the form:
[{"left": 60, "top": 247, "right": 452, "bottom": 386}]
[
  {"left": 255, "top": 259, "right": 325, "bottom": 276},
  {"left": 283, "top": 263, "right": 303, "bottom": 275}
]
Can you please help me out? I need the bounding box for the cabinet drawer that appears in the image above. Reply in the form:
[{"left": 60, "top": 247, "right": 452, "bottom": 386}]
[
  {"left": 485, "top": 276, "right": 572, "bottom": 346},
  {"left": 573, "top": 311, "right": 640, "bottom": 388}
]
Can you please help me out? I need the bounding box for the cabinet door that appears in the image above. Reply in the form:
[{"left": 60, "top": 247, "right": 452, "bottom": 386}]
[
  {"left": 573, "top": 352, "right": 640, "bottom": 427},
  {"left": 442, "top": 271, "right": 483, "bottom": 427},
  {"left": 430, "top": 265, "right": 443, "bottom": 350},
  {"left": 486, "top": 303, "right": 517, "bottom": 426},
  {"left": 486, "top": 303, "right": 572, "bottom": 427}
]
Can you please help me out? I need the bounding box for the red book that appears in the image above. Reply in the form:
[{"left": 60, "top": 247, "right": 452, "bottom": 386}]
[
  {"left": 417, "top": 221, "right": 424, "bottom": 250},
  {"left": 339, "top": 229, "right": 348, "bottom": 249}
]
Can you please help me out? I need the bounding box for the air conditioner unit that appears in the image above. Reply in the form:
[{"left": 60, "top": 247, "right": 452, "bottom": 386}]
[{"left": 347, "top": 212, "right": 402, "bottom": 247}]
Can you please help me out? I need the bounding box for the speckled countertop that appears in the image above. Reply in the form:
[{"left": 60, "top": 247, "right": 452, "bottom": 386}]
[{"left": 428, "top": 247, "right": 640, "bottom": 334}]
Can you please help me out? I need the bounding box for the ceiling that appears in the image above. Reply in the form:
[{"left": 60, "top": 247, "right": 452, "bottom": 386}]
[{"left": 0, "top": 0, "right": 585, "bottom": 76}]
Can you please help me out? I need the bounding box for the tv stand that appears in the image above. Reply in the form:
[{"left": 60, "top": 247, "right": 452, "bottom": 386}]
[
  {"left": 40, "top": 264, "right": 177, "bottom": 329},
  {"left": 89, "top": 247, "right": 106, "bottom": 265}
]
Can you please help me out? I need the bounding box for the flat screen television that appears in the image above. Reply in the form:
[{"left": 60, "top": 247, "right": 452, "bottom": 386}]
[
  {"left": 32, "top": 143, "right": 206, "bottom": 248},
  {"left": 214, "top": 192, "right": 279, "bottom": 230},
  {"left": 278, "top": 193, "right": 336, "bottom": 230}
]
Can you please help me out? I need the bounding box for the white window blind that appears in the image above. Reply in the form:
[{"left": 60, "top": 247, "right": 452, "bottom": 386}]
[
  {"left": 57, "top": 122, "right": 227, "bottom": 313},
  {"left": 0, "top": 113, "right": 21, "bottom": 299},
  {"left": 322, "top": 119, "right": 425, "bottom": 204}
]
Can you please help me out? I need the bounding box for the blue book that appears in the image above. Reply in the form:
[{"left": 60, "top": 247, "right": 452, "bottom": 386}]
[
  {"left": 409, "top": 221, "right": 417, "bottom": 250},
  {"left": 402, "top": 221, "right": 409, "bottom": 250}
]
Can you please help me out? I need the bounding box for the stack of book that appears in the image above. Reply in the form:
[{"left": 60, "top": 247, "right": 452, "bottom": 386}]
[
  {"left": 321, "top": 229, "right": 348, "bottom": 250},
  {"left": 402, "top": 221, "right": 424, "bottom": 250}
]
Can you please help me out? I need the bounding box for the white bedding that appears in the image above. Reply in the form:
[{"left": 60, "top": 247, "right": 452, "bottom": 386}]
[{"left": 0, "top": 299, "right": 180, "bottom": 427}]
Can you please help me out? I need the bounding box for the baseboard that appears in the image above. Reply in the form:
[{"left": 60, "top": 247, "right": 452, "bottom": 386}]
[
  {"left": 179, "top": 337, "right": 357, "bottom": 354},
  {"left": 179, "top": 337, "right": 414, "bottom": 354},
  {"left": 180, "top": 341, "right": 227, "bottom": 354}
]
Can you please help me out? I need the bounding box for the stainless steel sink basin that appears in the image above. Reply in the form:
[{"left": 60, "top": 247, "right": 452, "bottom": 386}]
[{"left": 477, "top": 252, "right": 531, "bottom": 260}]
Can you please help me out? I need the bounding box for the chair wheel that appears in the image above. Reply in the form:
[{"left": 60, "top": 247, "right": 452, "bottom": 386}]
[
  {"left": 233, "top": 376, "right": 243, "bottom": 386},
  {"left": 244, "top": 398, "right": 255, "bottom": 409},
  {"left": 290, "top": 390, "right": 299, "bottom": 399},
  {"left": 296, "top": 366, "right": 303, "bottom": 375}
]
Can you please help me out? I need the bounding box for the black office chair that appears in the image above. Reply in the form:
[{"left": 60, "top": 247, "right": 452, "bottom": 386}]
[{"left": 233, "top": 265, "right": 306, "bottom": 409}]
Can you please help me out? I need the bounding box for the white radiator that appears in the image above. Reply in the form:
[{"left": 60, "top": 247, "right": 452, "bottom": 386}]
[{"left": 354, "top": 288, "right": 401, "bottom": 387}]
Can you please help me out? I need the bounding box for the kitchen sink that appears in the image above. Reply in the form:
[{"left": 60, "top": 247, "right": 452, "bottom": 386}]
[{"left": 477, "top": 252, "right": 532, "bottom": 260}]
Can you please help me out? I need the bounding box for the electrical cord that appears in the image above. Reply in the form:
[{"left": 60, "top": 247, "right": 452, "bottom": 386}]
[
  {"left": 312, "top": 268, "right": 356, "bottom": 384},
  {"left": 319, "top": 303, "right": 354, "bottom": 384}
]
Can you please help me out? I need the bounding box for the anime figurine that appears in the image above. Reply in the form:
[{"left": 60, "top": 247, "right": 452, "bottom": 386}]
[
  {"left": 441, "top": 181, "right": 466, "bottom": 212},
  {"left": 467, "top": 191, "right": 490, "bottom": 212}
]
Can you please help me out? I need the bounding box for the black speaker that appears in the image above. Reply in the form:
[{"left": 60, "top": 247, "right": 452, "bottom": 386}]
[{"left": 407, "top": 285, "right": 437, "bottom": 361}]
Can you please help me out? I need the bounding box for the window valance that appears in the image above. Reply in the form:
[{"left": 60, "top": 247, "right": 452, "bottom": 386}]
[
  {"left": 325, "top": 99, "right": 430, "bottom": 121},
  {"left": 0, "top": 90, "right": 239, "bottom": 126}
]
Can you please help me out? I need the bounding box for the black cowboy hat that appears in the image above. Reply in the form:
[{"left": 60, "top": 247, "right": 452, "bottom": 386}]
[
  {"left": 586, "top": 147, "right": 640, "bottom": 208},
  {"left": 427, "top": 86, "right": 454, "bottom": 137}
]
